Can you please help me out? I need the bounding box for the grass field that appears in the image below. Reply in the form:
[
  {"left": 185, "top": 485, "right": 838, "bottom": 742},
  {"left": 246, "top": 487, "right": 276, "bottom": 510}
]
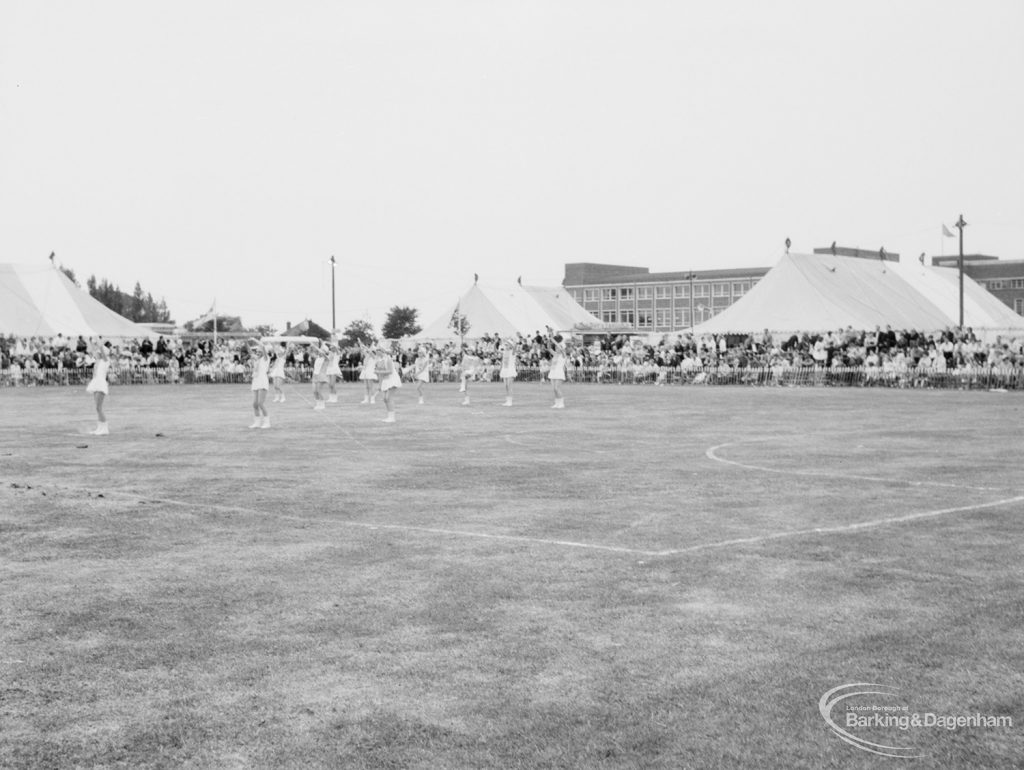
[{"left": 2, "top": 380, "right": 1023, "bottom": 768}]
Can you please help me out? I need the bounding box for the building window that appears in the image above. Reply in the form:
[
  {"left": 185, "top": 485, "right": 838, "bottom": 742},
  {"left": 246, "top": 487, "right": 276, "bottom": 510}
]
[
  {"left": 601, "top": 311, "right": 616, "bottom": 323},
  {"left": 713, "top": 282, "right": 729, "bottom": 297},
  {"left": 674, "top": 284, "right": 688, "bottom": 298},
  {"left": 988, "top": 280, "right": 1005, "bottom": 290},
  {"left": 635, "top": 286, "right": 651, "bottom": 300},
  {"left": 733, "top": 282, "right": 750, "bottom": 296},
  {"left": 673, "top": 308, "right": 687, "bottom": 327},
  {"left": 655, "top": 309, "right": 671, "bottom": 327},
  {"left": 637, "top": 311, "right": 652, "bottom": 328},
  {"left": 694, "top": 283, "right": 710, "bottom": 298},
  {"left": 620, "top": 310, "right": 635, "bottom": 324},
  {"left": 1011, "top": 279, "right": 1024, "bottom": 290},
  {"left": 620, "top": 287, "right": 634, "bottom": 300},
  {"left": 655, "top": 286, "right": 670, "bottom": 299},
  {"left": 1015, "top": 299, "right": 1024, "bottom": 315},
  {"left": 601, "top": 288, "right": 617, "bottom": 301},
  {"left": 584, "top": 288, "right": 599, "bottom": 302}
]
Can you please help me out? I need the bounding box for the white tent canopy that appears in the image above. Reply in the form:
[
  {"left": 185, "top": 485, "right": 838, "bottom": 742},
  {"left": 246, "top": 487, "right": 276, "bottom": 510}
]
[
  {"left": 0, "top": 263, "right": 153, "bottom": 338},
  {"left": 417, "top": 283, "right": 602, "bottom": 339},
  {"left": 693, "top": 253, "right": 1024, "bottom": 337},
  {"left": 887, "top": 260, "right": 1024, "bottom": 332}
]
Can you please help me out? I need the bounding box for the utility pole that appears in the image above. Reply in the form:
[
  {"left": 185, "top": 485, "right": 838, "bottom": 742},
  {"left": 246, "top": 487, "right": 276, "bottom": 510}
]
[
  {"left": 954, "top": 215, "right": 967, "bottom": 329},
  {"left": 329, "top": 255, "right": 337, "bottom": 334},
  {"left": 684, "top": 273, "right": 696, "bottom": 330}
]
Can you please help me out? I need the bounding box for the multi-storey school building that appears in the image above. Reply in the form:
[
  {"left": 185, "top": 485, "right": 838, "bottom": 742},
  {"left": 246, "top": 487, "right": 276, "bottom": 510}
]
[{"left": 563, "top": 262, "right": 771, "bottom": 333}]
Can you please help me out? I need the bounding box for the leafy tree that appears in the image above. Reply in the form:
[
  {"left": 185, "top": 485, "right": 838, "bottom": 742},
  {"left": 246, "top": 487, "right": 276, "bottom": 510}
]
[
  {"left": 84, "top": 273, "right": 174, "bottom": 323},
  {"left": 339, "top": 318, "right": 375, "bottom": 348},
  {"left": 130, "top": 282, "right": 145, "bottom": 321},
  {"left": 381, "top": 306, "right": 421, "bottom": 339},
  {"left": 449, "top": 308, "right": 470, "bottom": 337}
]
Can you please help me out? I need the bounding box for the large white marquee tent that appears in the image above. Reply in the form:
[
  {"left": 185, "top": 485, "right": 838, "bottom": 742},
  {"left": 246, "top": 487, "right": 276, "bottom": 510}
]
[
  {"left": 0, "top": 263, "right": 152, "bottom": 338},
  {"left": 693, "top": 252, "right": 1024, "bottom": 338},
  {"left": 417, "top": 282, "right": 602, "bottom": 340}
]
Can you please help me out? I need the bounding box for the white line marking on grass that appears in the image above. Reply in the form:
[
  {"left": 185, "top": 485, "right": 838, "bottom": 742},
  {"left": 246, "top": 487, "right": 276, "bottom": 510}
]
[
  {"left": 341, "top": 521, "right": 658, "bottom": 555},
  {"left": 653, "top": 495, "right": 1024, "bottom": 556},
  {"left": 706, "top": 441, "right": 1006, "bottom": 491},
  {"left": 13, "top": 482, "right": 1022, "bottom": 561},
  {"left": 12, "top": 482, "right": 665, "bottom": 556}
]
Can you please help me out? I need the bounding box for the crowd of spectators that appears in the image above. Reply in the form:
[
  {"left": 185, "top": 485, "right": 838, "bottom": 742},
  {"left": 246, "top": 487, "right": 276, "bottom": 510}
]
[
  {"left": 431, "top": 325, "right": 1024, "bottom": 385},
  {"left": 3, "top": 324, "right": 1024, "bottom": 389},
  {"left": 0, "top": 334, "right": 251, "bottom": 386}
]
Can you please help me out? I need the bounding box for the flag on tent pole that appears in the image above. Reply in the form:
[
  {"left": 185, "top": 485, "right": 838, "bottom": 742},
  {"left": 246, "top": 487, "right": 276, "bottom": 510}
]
[{"left": 941, "top": 224, "right": 955, "bottom": 257}]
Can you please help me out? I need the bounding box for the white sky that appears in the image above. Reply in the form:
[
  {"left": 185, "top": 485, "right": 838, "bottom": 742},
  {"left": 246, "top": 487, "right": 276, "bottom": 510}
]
[{"left": 2, "top": 1, "right": 1022, "bottom": 332}]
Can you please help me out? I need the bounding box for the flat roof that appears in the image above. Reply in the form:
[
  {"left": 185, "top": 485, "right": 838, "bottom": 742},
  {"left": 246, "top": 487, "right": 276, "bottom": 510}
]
[{"left": 566, "top": 266, "right": 770, "bottom": 286}]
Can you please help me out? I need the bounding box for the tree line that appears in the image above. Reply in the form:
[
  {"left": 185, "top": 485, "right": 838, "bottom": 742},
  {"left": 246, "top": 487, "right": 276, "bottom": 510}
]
[
  {"left": 325, "top": 306, "right": 423, "bottom": 346},
  {"left": 58, "top": 260, "right": 428, "bottom": 338},
  {"left": 60, "top": 264, "right": 173, "bottom": 324}
]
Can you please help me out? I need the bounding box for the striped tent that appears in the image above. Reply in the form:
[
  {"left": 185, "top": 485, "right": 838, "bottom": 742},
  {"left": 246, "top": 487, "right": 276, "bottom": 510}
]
[{"left": 0, "top": 263, "right": 152, "bottom": 338}]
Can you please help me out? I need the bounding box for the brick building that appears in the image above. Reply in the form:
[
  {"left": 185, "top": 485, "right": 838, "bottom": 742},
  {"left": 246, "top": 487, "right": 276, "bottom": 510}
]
[{"left": 931, "top": 255, "right": 1024, "bottom": 316}]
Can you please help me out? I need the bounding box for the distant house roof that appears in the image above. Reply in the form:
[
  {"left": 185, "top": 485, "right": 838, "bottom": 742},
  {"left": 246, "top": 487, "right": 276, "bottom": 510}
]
[{"left": 283, "top": 319, "right": 332, "bottom": 340}]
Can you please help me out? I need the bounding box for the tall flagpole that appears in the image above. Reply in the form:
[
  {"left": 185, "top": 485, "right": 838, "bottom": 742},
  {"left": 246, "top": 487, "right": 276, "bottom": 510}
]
[{"left": 213, "top": 298, "right": 218, "bottom": 348}]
